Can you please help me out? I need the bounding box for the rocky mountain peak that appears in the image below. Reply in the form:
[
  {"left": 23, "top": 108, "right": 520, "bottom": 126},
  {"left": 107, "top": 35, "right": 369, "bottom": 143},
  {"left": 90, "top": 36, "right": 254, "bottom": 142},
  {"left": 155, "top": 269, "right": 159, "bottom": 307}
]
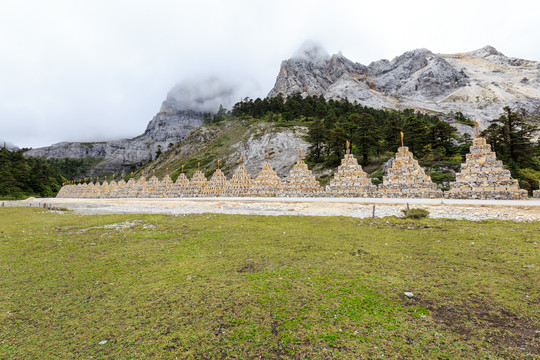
[
  {"left": 466, "top": 45, "right": 504, "bottom": 58},
  {"left": 268, "top": 44, "right": 540, "bottom": 132},
  {"left": 268, "top": 43, "right": 367, "bottom": 98}
]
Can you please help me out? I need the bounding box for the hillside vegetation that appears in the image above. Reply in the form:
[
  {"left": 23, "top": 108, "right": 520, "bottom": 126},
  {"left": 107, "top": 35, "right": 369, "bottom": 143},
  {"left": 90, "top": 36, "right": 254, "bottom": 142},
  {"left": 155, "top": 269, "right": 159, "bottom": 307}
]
[
  {"left": 1, "top": 208, "right": 538, "bottom": 358},
  {"left": 144, "top": 96, "right": 539, "bottom": 193},
  {"left": 0, "top": 148, "right": 66, "bottom": 199}
]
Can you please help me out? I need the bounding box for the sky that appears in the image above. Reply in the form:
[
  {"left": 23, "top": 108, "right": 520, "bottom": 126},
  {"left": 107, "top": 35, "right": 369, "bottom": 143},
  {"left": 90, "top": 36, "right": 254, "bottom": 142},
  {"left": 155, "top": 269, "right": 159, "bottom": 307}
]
[{"left": 1, "top": 0, "right": 539, "bottom": 149}]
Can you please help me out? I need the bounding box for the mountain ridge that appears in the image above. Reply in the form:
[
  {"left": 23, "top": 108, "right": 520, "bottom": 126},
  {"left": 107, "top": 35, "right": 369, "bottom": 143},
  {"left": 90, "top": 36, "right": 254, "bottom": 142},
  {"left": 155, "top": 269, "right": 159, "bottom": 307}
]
[{"left": 268, "top": 44, "right": 540, "bottom": 130}]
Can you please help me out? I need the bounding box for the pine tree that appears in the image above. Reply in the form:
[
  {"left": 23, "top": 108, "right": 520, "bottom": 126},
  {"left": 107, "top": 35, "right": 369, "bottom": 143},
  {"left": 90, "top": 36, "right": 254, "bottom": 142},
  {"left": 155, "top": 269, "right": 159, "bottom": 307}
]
[{"left": 307, "top": 119, "right": 326, "bottom": 162}]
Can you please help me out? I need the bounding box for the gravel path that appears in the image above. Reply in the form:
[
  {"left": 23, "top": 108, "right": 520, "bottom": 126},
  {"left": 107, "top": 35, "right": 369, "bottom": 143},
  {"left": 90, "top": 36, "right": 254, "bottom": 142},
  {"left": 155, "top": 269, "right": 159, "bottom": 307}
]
[{"left": 4, "top": 197, "right": 540, "bottom": 221}]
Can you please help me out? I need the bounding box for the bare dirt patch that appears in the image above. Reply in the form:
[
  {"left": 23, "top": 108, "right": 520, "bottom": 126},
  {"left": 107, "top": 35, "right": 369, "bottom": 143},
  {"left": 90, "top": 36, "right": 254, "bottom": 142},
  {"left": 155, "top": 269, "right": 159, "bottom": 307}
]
[{"left": 407, "top": 296, "right": 540, "bottom": 355}]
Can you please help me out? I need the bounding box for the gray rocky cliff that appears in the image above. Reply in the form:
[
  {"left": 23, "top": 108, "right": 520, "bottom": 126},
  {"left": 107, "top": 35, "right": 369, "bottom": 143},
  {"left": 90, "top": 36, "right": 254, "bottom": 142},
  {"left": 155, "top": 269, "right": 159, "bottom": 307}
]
[
  {"left": 24, "top": 110, "right": 205, "bottom": 174},
  {"left": 146, "top": 121, "right": 311, "bottom": 180},
  {"left": 268, "top": 42, "right": 367, "bottom": 98},
  {"left": 227, "top": 123, "right": 310, "bottom": 179},
  {"left": 268, "top": 44, "right": 540, "bottom": 133}
]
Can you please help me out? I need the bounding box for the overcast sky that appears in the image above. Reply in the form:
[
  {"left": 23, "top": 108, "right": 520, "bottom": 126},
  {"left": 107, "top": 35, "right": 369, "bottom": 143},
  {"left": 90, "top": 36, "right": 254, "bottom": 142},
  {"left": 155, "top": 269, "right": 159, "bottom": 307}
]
[{"left": 1, "top": 0, "right": 539, "bottom": 148}]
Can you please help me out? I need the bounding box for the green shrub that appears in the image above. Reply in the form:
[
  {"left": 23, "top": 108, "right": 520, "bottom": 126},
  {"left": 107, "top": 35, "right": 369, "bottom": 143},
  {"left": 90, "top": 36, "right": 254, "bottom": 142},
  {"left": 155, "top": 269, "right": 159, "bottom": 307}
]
[{"left": 402, "top": 208, "right": 429, "bottom": 219}]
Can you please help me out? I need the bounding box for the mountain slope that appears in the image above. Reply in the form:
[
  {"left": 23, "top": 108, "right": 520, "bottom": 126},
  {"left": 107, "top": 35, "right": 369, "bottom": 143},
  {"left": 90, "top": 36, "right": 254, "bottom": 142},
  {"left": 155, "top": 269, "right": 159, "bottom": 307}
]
[
  {"left": 141, "top": 119, "right": 311, "bottom": 181},
  {"left": 269, "top": 45, "right": 540, "bottom": 129}
]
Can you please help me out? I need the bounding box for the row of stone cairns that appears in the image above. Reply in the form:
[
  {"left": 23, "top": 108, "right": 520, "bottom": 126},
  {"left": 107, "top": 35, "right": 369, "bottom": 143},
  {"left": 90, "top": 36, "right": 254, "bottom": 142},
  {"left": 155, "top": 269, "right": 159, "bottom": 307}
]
[{"left": 57, "top": 138, "right": 530, "bottom": 200}]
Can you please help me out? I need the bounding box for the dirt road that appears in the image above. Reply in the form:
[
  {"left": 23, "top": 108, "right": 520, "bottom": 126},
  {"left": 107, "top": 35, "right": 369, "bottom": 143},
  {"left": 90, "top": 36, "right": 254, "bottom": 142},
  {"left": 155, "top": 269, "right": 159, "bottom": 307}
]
[{"left": 4, "top": 197, "right": 539, "bottom": 221}]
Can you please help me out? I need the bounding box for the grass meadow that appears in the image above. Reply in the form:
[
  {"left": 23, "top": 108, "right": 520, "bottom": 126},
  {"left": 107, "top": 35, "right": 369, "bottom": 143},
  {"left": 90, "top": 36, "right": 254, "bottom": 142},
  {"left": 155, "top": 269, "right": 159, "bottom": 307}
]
[{"left": 0, "top": 208, "right": 538, "bottom": 359}]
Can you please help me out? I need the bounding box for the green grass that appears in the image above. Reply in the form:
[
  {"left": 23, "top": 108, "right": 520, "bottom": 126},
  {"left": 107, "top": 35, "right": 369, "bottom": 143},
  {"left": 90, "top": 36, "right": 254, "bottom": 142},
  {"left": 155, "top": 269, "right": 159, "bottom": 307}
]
[{"left": 0, "top": 208, "right": 539, "bottom": 359}]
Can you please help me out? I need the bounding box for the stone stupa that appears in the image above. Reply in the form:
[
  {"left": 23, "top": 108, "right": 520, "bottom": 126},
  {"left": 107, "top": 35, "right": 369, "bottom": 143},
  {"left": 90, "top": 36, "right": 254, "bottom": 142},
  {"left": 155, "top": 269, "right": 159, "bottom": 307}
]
[
  {"left": 378, "top": 132, "right": 442, "bottom": 198},
  {"left": 446, "top": 122, "right": 527, "bottom": 200},
  {"left": 188, "top": 162, "right": 208, "bottom": 197},
  {"left": 222, "top": 157, "right": 253, "bottom": 197},
  {"left": 98, "top": 176, "right": 111, "bottom": 198},
  {"left": 146, "top": 170, "right": 161, "bottom": 198},
  {"left": 533, "top": 182, "right": 540, "bottom": 198},
  {"left": 111, "top": 175, "right": 127, "bottom": 198},
  {"left": 203, "top": 161, "right": 228, "bottom": 196},
  {"left": 160, "top": 169, "right": 175, "bottom": 197},
  {"left": 173, "top": 165, "right": 190, "bottom": 197},
  {"left": 250, "top": 154, "right": 286, "bottom": 197},
  {"left": 326, "top": 141, "right": 377, "bottom": 197},
  {"left": 283, "top": 149, "right": 322, "bottom": 197},
  {"left": 117, "top": 173, "right": 137, "bottom": 198}
]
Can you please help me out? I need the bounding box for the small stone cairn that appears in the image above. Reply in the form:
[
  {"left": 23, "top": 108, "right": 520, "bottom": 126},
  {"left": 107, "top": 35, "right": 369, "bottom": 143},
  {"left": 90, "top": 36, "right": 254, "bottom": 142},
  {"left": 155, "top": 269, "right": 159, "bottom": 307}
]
[
  {"left": 146, "top": 170, "right": 161, "bottom": 198},
  {"left": 172, "top": 165, "right": 190, "bottom": 197},
  {"left": 326, "top": 141, "right": 376, "bottom": 197},
  {"left": 222, "top": 158, "right": 253, "bottom": 197},
  {"left": 99, "top": 177, "right": 111, "bottom": 198},
  {"left": 129, "top": 171, "right": 148, "bottom": 198},
  {"left": 117, "top": 174, "right": 137, "bottom": 198},
  {"left": 81, "top": 178, "right": 96, "bottom": 198},
  {"left": 533, "top": 182, "right": 540, "bottom": 198},
  {"left": 203, "top": 161, "right": 228, "bottom": 196},
  {"left": 110, "top": 176, "right": 127, "bottom": 198},
  {"left": 188, "top": 163, "right": 208, "bottom": 197},
  {"left": 105, "top": 176, "right": 119, "bottom": 198},
  {"left": 160, "top": 169, "right": 175, "bottom": 197},
  {"left": 250, "top": 154, "right": 286, "bottom": 197},
  {"left": 283, "top": 149, "right": 323, "bottom": 197},
  {"left": 378, "top": 133, "right": 442, "bottom": 198},
  {"left": 446, "top": 134, "right": 528, "bottom": 200}
]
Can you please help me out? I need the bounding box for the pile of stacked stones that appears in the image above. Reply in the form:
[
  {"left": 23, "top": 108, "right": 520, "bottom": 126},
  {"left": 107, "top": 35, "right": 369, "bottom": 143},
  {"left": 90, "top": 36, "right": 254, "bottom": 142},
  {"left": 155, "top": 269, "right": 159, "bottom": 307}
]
[
  {"left": 188, "top": 165, "right": 208, "bottom": 197},
  {"left": 98, "top": 177, "right": 110, "bottom": 198},
  {"left": 534, "top": 184, "right": 540, "bottom": 199},
  {"left": 146, "top": 171, "right": 161, "bottom": 198},
  {"left": 445, "top": 137, "right": 528, "bottom": 200},
  {"left": 203, "top": 162, "right": 228, "bottom": 196},
  {"left": 249, "top": 156, "right": 286, "bottom": 197},
  {"left": 282, "top": 150, "right": 322, "bottom": 197},
  {"left": 81, "top": 180, "right": 95, "bottom": 198},
  {"left": 112, "top": 178, "right": 127, "bottom": 198},
  {"left": 378, "top": 146, "right": 443, "bottom": 198},
  {"left": 118, "top": 176, "right": 136, "bottom": 198},
  {"left": 173, "top": 167, "right": 190, "bottom": 196},
  {"left": 325, "top": 147, "right": 376, "bottom": 197},
  {"left": 160, "top": 172, "right": 175, "bottom": 197},
  {"left": 222, "top": 159, "right": 253, "bottom": 197},
  {"left": 57, "top": 138, "right": 533, "bottom": 200}
]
